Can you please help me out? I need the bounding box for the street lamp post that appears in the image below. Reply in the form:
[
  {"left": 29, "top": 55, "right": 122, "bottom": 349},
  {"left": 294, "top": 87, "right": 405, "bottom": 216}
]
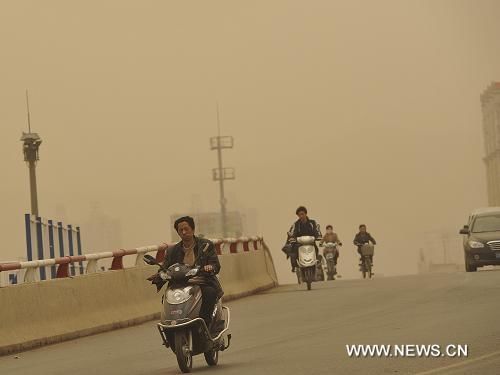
[
  {"left": 20, "top": 91, "right": 42, "bottom": 216},
  {"left": 210, "top": 106, "right": 234, "bottom": 238}
]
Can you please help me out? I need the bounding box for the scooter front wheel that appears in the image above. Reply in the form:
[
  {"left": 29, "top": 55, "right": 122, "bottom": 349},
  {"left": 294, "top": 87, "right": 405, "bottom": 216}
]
[
  {"left": 175, "top": 331, "right": 193, "bottom": 373},
  {"left": 204, "top": 349, "right": 219, "bottom": 366},
  {"left": 304, "top": 268, "right": 313, "bottom": 290},
  {"left": 296, "top": 268, "right": 302, "bottom": 284}
]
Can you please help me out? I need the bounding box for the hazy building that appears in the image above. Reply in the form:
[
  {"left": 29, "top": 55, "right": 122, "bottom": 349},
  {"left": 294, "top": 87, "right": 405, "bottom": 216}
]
[
  {"left": 170, "top": 211, "right": 246, "bottom": 241},
  {"left": 82, "top": 202, "right": 122, "bottom": 252},
  {"left": 481, "top": 82, "right": 500, "bottom": 205}
]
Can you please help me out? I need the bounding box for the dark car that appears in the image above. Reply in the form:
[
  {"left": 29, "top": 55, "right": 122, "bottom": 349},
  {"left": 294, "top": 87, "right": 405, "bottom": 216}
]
[{"left": 460, "top": 208, "right": 500, "bottom": 272}]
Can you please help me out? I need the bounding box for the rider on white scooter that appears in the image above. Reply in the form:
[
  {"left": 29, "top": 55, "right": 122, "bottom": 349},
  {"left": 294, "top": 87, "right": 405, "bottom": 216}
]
[
  {"left": 319, "top": 225, "right": 342, "bottom": 264},
  {"left": 286, "top": 206, "right": 322, "bottom": 272}
]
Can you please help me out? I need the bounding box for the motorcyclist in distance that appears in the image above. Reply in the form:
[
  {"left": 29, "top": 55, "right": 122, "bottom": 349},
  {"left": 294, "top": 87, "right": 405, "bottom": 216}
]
[{"left": 320, "top": 224, "right": 342, "bottom": 265}]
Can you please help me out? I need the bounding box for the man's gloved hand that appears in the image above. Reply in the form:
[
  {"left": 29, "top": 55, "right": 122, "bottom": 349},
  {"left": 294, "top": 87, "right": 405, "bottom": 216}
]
[{"left": 204, "top": 265, "right": 214, "bottom": 273}]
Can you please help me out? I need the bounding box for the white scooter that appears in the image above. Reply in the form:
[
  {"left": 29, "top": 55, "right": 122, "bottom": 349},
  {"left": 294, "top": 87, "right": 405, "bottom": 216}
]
[{"left": 296, "top": 236, "right": 319, "bottom": 290}]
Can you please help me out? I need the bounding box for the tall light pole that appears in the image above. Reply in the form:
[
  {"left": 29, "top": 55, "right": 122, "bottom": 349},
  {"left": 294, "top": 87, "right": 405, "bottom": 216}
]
[
  {"left": 20, "top": 90, "right": 42, "bottom": 216},
  {"left": 442, "top": 234, "right": 448, "bottom": 264},
  {"left": 210, "top": 104, "right": 235, "bottom": 238}
]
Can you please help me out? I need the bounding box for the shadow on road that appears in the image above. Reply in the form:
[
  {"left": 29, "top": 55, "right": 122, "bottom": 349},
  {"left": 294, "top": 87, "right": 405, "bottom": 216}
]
[
  {"left": 141, "top": 361, "right": 249, "bottom": 375},
  {"left": 261, "top": 283, "right": 338, "bottom": 295},
  {"left": 477, "top": 267, "right": 500, "bottom": 273}
]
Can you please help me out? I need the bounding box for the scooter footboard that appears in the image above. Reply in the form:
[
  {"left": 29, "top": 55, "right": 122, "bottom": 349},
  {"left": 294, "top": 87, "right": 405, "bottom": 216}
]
[{"left": 217, "top": 306, "right": 232, "bottom": 351}]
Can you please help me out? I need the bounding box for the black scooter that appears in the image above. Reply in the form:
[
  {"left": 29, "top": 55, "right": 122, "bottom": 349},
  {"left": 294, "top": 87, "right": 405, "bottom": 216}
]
[{"left": 144, "top": 255, "right": 231, "bottom": 373}]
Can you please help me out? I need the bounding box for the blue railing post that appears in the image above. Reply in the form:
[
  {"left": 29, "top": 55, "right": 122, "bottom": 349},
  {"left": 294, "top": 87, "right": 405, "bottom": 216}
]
[
  {"left": 57, "top": 222, "right": 65, "bottom": 258},
  {"left": 9, "top": 274, "right": 18, "bottom": 285},
  {"left": 48, "top": 220, "right": 56, "bottom": 279},
  {"left": 68, "top": 224, "right": 75, "bottom": 276},
  {"left": 25, "top": 214, "right": 33, "bottom": 262},
  {"left": 36, "top": 216, "right": 46, "bottom": 280},
  {"left": 76, "top": 226, "right": 84, "bottom": 274}
]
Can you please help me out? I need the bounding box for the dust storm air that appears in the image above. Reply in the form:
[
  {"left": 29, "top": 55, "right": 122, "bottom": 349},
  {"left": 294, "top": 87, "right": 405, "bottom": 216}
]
[{"left": 1, "top": 0, "right": 499, "bottom": 285}]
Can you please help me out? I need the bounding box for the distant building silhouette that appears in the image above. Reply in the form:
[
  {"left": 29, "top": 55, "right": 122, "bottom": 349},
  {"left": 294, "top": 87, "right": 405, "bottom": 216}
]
[
  {"left": 170, "top": 211, "right": 253, "bottom": 241},
  {"left": 83, "top": 202, "right": 122, "bottom": 252},
  {"left": 481, "top": 82, "right": 500, "bottom": 205}
]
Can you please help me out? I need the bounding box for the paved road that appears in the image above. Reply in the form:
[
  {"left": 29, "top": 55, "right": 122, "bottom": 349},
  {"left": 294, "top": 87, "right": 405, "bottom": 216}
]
[{"left": 2, "top": 270, "right": 500, "bottom": 375}]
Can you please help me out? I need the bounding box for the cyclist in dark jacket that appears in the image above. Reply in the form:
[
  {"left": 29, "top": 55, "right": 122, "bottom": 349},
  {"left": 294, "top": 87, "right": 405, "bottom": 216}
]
[{"left": 353, "top": 224, "right": 376, "bottom": 266}]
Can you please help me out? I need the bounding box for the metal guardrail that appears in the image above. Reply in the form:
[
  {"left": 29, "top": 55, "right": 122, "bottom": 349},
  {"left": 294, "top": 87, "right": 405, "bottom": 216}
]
[{"left": 0, "top": 236, "right": 264, "bottom": 284}]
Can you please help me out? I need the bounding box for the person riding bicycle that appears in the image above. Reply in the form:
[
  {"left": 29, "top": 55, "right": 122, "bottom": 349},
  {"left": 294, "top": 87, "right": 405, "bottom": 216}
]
[{"left": 353, "top": 224, "right": 376, "bottom": 267}]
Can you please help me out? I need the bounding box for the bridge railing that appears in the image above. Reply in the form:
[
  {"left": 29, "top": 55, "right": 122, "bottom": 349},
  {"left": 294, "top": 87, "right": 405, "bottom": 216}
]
[{"left": 0, "top": 236, "right": 265, "bottom": 285}]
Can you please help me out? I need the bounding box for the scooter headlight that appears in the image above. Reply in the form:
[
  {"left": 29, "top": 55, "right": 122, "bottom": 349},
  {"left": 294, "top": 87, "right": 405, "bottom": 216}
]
[
  {"left": 297, "top": 236, "right": 315, "bottom": 245},
  {"left": 166, "top": 287, "right": 192, "bottom": 304},
  {"left": 159, "top": 271, "right": 171, "bottom": 280},
  {"left": 185, "top": 268, "right": 199, "bottom": 277}
]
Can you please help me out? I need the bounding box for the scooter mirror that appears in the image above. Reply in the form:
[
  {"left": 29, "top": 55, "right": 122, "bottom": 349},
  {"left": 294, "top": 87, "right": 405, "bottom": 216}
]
[{"left": 143, "top": 254, "right": 158, "bottom": 266}]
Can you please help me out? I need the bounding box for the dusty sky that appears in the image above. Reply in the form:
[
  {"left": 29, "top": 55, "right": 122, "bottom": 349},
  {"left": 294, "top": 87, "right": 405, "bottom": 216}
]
[{"left": 1, "top": 0, "right": 499, "bottom": 283}]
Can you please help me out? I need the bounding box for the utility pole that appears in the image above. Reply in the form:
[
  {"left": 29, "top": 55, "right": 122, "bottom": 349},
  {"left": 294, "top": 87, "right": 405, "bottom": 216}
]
[
  {"left": 442, "top": 234, "right": 448, "bottom": 264},
  {"left": 20, "top": 90, "right": 42, "bottom": 216},
  {"left": 210, "top": 103, "right": 235, "bottom": 238}
]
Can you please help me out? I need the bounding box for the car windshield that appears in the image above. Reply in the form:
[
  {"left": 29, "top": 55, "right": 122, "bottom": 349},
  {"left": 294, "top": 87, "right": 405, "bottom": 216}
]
[{"left": 472, "top": 214, "right": 500, "bottom": 233}]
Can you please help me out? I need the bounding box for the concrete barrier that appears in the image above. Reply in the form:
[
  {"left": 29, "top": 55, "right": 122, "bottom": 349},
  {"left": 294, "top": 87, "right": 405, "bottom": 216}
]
[
  {"left": 0, "top": 245, "right": 277, "bottom": 356},
  {"left": 219, "top": 243, "right": 278, "bottom": 299}
]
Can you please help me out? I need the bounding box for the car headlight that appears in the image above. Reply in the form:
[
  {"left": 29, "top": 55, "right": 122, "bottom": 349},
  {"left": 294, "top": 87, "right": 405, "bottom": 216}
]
[{"left": 468, "top": 241, "right": 484, "bottom": 248}]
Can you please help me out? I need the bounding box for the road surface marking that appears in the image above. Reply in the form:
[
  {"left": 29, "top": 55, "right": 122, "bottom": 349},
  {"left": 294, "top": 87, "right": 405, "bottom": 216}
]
[{"left": 416, "top": 349, "right": 500, "bottom": 374}]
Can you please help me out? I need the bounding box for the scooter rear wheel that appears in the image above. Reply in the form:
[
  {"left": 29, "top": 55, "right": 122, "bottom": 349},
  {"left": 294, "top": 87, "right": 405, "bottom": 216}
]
[{"left": 175, "top": 331, "right": 193, "bottom": 373}]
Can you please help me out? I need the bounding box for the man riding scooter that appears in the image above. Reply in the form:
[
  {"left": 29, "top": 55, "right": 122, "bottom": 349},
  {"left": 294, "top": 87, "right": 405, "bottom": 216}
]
[
  {"left": 319, "top": 225, "right": 342, "bottom": 265},
  {"left": 149, "top": 216, "right": 223, "bottom": 331},
  {"left": 146, "top": 216, "right": 230, "bottom": 372},
  {"left": 286, "top": 206, "right": 322, "bottom": 272}
]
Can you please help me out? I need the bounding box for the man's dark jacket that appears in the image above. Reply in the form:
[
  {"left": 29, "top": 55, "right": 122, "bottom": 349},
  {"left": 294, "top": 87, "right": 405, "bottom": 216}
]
[
  {"left": 160, "top": 236, "right": 223, "bottom": 298},
  {"left": 353, "top": 232, "right": 376, "bottom": 246},
  {"left": 287, "top": 218, "right": 322, "bottom": 241}
]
